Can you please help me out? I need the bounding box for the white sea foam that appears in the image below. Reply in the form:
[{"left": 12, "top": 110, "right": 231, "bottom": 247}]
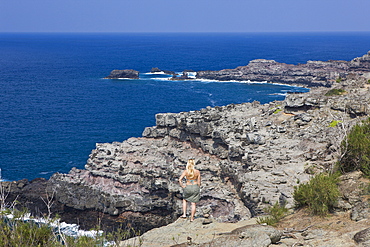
[
  {"left": 39, "top": 171, "right": 53, "bottom": 175},
  {"left": 209, "top": 99, "right": 216, "bottom": 106},
  {"left": 143, "top": 72, "right": 166, "bottom": 75},
  {"left": 102, "top": 77, "right": 137, "bottom": 80},
  {"left": 269, "top": 93, "right": 287, "bottom": 96},
  {"left": 106, "top": 73, "right": 308, "bottom": 91},
  {"left": 2, "top": 212, "right": 104, "bottom": 239},
  {"left": 150, "top": 77, "right": 172, "bottom": 81},
  {"left": 195, "top": 78, "right": 309, "bottom": 89},
  {"left": 187, "top": 72, "right": 197, "bottom": 78}
]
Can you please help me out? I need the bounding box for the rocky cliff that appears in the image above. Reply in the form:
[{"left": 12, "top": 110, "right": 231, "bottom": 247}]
[
  {"left": 39, "top": 52, "right": 370, "bottom": 235},
  {"left": 196, "top": 51, "right": 370, "bottom": 87},
  {"left": 47, "top": 74, "right": 370, "bottom": 234}
]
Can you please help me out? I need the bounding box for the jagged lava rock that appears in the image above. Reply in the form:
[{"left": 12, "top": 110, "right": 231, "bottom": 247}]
[
  {"left": 150, "top": 67, "right": 175, "bottom": 75},
  {"left": 196, "top": 51, "right": 370, "bottom": 87},
  {"left": 104, "top": 69, "right": 139, "bottom": 79},
  {"left": 49, "top": 136, "right": 251, "bottom": 230},
  {"left": 142, "top": 76, "right": 370, "bottom": 214},
  {"left": 49, "top": 56, "right": 370, "bottom": 234},
  {"left": 50, "top": 76, "right": 370, "bottom": 226}
]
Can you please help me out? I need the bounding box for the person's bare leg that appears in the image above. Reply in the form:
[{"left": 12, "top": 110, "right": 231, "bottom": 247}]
[
  {"left": 182, "top": 199, "right": 187, "bottom": 217},
  {"left": 190, "top": 202, "right": 196, "bottom": 221}
]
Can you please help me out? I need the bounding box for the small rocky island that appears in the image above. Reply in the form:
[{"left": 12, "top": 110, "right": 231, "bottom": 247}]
[
  {"left": 104, "top": 69, "right": 139, "bottom": 79},
  {"left": 4, "top": 51, "right": 370, "bottom": 246}
]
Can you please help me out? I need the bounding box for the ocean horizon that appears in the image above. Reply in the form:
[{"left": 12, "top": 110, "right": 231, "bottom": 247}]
[{"left": 1, "top": 32, "right": 370, "bottom": 181}]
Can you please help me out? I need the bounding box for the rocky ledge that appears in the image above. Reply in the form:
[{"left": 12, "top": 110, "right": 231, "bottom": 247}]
[{"left": 196, "top": 51, "right": 370, "bottom": 87}]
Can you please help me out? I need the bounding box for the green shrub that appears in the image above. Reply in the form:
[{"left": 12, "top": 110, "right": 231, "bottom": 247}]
[
  {"left": 335, "top": 77, "right": 342, "bottom": 83},
  {"left": 257, "top": 201, "right": 289, "bottom": 226},
  {"left": 328, "top": 120, "right": 342, "bottom": 127},
  {"left": 273, "top": 108, "right": 282, "bottom": 114},
  {"left": 359, "top": 183, "right": 370, "bottom": 196},
  {"left": 106, "top": 225, "right": 142, "bottom": 246},
  {"left": 0, "top": 218, "right": 58, "bottom": 247},
  {"left": 339, "top": 117, "right": 370, "bottom": 176},
  {"left": 64, "top": 235, "right": 105, "bottom": 247},
  {"left": 0, "top": 208, "right": 140, "bottom": 247},
  {"left": 293, "top": 173, "right": 340, "bottom": 216},
  {"left": 325, "top": 88, "right": 346, "bottom": 96}
]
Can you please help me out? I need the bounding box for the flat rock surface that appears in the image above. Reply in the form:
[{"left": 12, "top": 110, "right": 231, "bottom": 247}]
[
  {"left": 121, "top": 210, "right": 370, "bottom": 247},
  {"left": 121, "top": 217, "right": 257, "bottom": 247}
]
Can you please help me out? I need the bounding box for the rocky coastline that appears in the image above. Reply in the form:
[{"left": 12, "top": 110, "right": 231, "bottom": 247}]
[
  {"left": 195, "top": 51, "right": 370, "bottom": 87},
  {"left": 3, "top": 51, "right": 370, "bottom": 245},
  {"left": 105, "top": 51, "right": 370, "bottom": 88}
]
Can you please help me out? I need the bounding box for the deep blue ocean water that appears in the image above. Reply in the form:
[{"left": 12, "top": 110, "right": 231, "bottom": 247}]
[{"left": 1, "top": 32, "right": 370, "bottom": 181}]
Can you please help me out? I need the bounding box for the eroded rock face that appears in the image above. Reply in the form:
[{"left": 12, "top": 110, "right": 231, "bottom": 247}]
[
  {"left": 141, "top": 77, "right": 370, "bottom": 214},
  {"left": 196, "top": 51, "right": 370, "bottom": 87},
  {"left": 350, "top": 51, "right": 370, "bottom": 72},
  {"left": 49, "top": 136, "right": 251, "bottom": 228},
  {"left": 354, "top": 227, "right": 370, "bottom": 246}
]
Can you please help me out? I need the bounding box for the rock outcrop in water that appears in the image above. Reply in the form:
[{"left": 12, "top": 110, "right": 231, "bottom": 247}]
[
  {"left": 104, "top": 69, "right": 139, "bottom": 79},
  {"left": 150, "top": 67, "right": 176, "bottom": 75},
  {"left": 196, "top": 51, "right": 370, "bottom": 87}
]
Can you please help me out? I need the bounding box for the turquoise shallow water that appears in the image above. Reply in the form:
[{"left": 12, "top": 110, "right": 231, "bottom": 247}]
[{"left": 0, "top": 32, "right": 369, "bottom": 181}]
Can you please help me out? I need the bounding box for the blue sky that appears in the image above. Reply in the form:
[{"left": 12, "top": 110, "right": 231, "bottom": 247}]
[{"left": 1, "top": 0, "right": 369, "bottom": 33}]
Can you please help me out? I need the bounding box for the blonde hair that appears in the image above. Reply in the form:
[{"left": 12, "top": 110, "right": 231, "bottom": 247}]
[{"left": 186, "top": 159, "right": 195, "bottom": 178}]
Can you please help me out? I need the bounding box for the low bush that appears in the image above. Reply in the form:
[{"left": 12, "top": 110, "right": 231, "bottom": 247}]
[
  {"left": 328, "top": 120, "right": 342, "bottom": 127},
  {"left": 339, "top": 117, "right": 370, "bottom": 176},
  {"left": 324, "top": 88, "right": 346, "bottom": 96},
  {"left": 0, "top": 218, "right": 55, "bottom": 247},
  {"left": 257, "top": 201, "right": 289, "bottom": 226},
  {"left": 273, "top": 108, "right": 282, "bottom": 114},
  {"left": 106, "top": 225, "right": 142, "bottom": 246},
  {"left": 293, "top": 173, "right": 340, "bottom": 216},
  {"left": 0, "top": 209, "right": 142, "bottom": 247}
]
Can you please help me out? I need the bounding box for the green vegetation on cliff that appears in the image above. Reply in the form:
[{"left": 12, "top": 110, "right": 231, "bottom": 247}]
[
  {"left": 328, "top": 120, "right": 342, "bottom": 127},
  {"left": 339, "top": 117, "right": 370, "bottom": 176},
  {"left": 324, "top": 88, "right": 346, "bottom": 96},
  {"left": 0, "top": 214, "right": 105, "bottom": 247},
  {"left": 256, "top": 201, "right": 289, "bottom": 226},
  {"left": 335, "top": 77, "right": 343, "bottom": 83},
  {"left": 0, "top": 209, "right": 141, "bottom": 247},
  {"left": 293, "top": 173, "right": 340, "bottom": 216}
]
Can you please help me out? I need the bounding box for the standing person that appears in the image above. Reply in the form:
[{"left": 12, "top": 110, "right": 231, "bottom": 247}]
[{"left": 179, "top": 159, "right": 201, "bottom": 222}]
